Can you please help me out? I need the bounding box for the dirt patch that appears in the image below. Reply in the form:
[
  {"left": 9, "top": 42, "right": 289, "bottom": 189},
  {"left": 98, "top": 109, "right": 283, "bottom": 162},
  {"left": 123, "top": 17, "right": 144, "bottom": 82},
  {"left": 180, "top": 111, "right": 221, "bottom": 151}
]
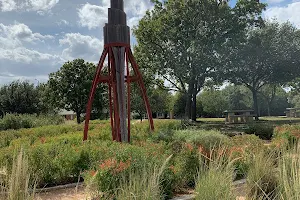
[{"left": 35, "top": 185, "right": 91, "bottom": 200}]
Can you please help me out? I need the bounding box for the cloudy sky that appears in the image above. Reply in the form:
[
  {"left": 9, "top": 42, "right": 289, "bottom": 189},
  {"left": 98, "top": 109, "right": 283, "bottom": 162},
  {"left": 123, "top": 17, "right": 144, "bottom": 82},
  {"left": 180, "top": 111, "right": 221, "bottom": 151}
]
[{"left": 0, "top": 0, "right": 299, "bottom": 85}]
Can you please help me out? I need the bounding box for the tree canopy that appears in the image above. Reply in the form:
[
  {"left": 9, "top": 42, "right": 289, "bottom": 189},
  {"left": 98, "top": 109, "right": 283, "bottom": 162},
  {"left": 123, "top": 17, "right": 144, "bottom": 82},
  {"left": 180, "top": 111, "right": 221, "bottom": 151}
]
[
  {"left": 0, "top": 81, "right": 39, "bottom": 115},
  {"left": 222, "top": 22, "right": 300, "bottom": 119},
  {"left": 134, "top": 0, "right": 266, "bottom": 120},
  {"left": 48, "top": 59, "right": 107, "bottom": 124}
]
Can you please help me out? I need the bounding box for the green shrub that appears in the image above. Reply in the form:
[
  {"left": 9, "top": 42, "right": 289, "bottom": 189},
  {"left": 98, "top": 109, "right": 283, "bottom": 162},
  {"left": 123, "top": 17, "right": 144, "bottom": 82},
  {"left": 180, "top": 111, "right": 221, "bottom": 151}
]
[
  {"left": 83, "top": 142, "right": 174, "bottom": 199},
  {"left": 245, "top": 123, "right": 274, "bottom": 140},
  {"left": 169, "top": 130, "right": 230, "bottom": 188},
  {"left": 173, "top": 129, "right": 229, "bottom": 151},
  {"left": 171, "top": 142, "right": 199, "bottom": 188},
  {"left": 273, "top": 125, "right": 300, "bottom": 148},
  {"left": 229, "top": 135, "right": 265, "bottom": 179},
  {"left": 0, "top": 114, "right": 64, "bottom": 131}
]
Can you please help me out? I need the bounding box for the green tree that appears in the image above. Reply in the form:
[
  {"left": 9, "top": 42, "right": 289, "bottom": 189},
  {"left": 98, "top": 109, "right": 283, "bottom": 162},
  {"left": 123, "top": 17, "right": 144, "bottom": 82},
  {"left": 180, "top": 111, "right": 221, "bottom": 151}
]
[
  {"left": 259, "top": 84, "right": 278, "bottom": 116},
  {"left": 48, "top": 59, "right": 106, "bottom": 124},
  {"left": 134, "top": 0, "right": 266, "bottom": 121},
  {"left": 35, "top": 83, "right": 56, "bottom": 115},
  {"left": 289, "top": 78, "right": 300, "bottom": 94},
  {"left": 222, "top": 85, "right": 251, "bottom": 111},
  {"left": 173, "top": 92, "right": 186, "bottom": 118},
  {"left": 0, "top": 80, "right": 39, "bottom": 115},
  {"left": 131, "top": 85, "right": 171, "bottom": 120},
  {"left": 199, "top": 89, "right": 228, "bottom": 117},
  {"left": 290, "top": 94, "right": 300, "bottom": 108},
  {"left": 223, "top": 22, "right": 300, "bottom": 120}
]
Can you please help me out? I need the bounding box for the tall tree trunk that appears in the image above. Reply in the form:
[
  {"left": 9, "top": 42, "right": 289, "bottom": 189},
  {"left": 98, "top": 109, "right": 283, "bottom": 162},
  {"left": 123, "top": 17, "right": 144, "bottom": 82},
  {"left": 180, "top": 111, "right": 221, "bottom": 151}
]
[
  {"left": 76, "top": 111, "right": 81, "bottom": 124},
  {"left": 267, "top": 102, "right": 271, "bottom": 117},
  {"left": 191, "top": 83, "right": 197, "bottom": 121},
  {"left": 252, "top": 90, "right": 259, "bottom": 121},
  {"left": 185, "top": 86, "right": 193, "bottom": 120}
]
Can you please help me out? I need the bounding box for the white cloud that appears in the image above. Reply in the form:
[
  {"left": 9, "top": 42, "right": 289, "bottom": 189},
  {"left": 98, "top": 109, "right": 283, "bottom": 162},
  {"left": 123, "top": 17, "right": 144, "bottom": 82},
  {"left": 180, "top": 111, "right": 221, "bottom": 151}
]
[
  {"left": 124, "top": 0, "right": 153, "bottom": 17},
  {"left": 28, "top": 0, "right": 59, "bottom": 11},
  {"left": 59, "top": 33, "right": 103, "bottom": 62},
  {"left": 128, "top": 17, "right": 141, "bottom": 29},
  {"left": 77, "top": 1, "right": 153, "bottom": 30},
  {"left": 0, "top": 47, "right": 59, "bottom": 63},
  {"left": 0, "top": 0, "right": 59, "bottom": 13},
  {"left": 264, "top": 2, "right": 300, "bottom": 28},
  {"left": 0, "top": 22, "right": 59, "bottom": 66},
  {"left": 0, "top": 23, "right": 53, "bottom": 44},
  {"left": 0, "top": 23, "right": 53, "bottom": 43},
  {"left": 0, "top": 0, "right": 155, "bottom": 84},
  {"left": 0, "top": 0, "right": 16, "bottom": 11},
  {"left": 78, "top": 3, "right": 107, "bottom": 30}
]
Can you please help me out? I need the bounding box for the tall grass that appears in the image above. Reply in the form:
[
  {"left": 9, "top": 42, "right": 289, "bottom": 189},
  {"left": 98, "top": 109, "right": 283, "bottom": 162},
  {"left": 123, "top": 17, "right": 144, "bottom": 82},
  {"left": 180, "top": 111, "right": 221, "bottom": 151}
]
[
  {"left": 114, "top": 155, "right": 172, "bottom": 200},
  {"left": 0, "top": 150, "right": 35, "bottom": 200},
  {"left": 278, "top": 143, "right": 300, "bottom": 200},
  {"left": 246, "top": 151, "right": 278, "bottom": 200},
  {"left": 86, "top": 155, "right": 172, "bottom": 200},
  {"left": 195, "top": 148, "right": 236, "bottom": 200}
]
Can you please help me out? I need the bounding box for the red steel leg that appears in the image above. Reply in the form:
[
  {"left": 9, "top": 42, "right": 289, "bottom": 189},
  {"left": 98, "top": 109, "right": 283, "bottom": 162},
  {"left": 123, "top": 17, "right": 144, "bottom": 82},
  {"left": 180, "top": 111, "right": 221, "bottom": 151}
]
[
  {"left": 84, "top": 44, "right": 154, "bottom": 142},
  {"left": 127, "top": 48, "right": 154, "bottom": 131},
  {"left": 125, "top": 48, "right": 131, "bottom": 142},
  {"left": 84, "top": 48, "right": 108, "bottom": 141}
]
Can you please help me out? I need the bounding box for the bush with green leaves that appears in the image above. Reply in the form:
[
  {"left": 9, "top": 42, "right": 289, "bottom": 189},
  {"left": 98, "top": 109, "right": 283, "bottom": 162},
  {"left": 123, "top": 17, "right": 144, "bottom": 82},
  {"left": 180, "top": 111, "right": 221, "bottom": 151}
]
[
  {"left": 169, "top": 130, "right": 231, "bottom": 188},
  {"left": 83, "top": 142, "right": 175, "bottom": 199},
  {"left": 245, "top": 123, "right": 274, "bottom": 140},
  {"left": 273, "top": 125, "right": 300, "bottom": 148},
  {"left": 0, "top": 114, "right": 64, "bottom": 131},
  {"left": 173, "top": 129, "right": 230, "bottom": 151}
]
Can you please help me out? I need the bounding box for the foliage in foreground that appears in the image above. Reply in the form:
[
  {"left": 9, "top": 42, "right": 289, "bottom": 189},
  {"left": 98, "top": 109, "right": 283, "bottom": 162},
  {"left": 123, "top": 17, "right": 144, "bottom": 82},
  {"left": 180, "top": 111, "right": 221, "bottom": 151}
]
[
  {"left": 195, "top": 150, "right": 236, "bottom": 200},
  {"left": 246, "top": 151, "right": 278, "bottom": 199},
  {"left": 86, "top": 156, "right": 172, "bottom": 200},
  {"left": 0, "top": 150, "right": 35, "bottom": 200},
  {"left": 278, "top": 144, "right": 300, "bottom": 200},
  {"left": 4, "top": 120, "right": 300, "bottom": 199}
]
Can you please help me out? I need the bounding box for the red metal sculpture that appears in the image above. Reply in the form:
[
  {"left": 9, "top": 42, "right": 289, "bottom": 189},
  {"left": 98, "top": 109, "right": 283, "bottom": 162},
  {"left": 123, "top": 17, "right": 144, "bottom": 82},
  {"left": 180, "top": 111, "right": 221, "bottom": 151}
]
[{"left": 83, "top": 0, "right": 154, "bottom": 142}]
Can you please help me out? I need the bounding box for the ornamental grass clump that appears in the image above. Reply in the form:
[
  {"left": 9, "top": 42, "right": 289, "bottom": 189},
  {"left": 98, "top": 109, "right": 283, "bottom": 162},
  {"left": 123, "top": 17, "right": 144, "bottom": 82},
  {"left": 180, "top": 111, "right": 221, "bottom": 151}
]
[
  {"left": 195, "top": 148, "right": 236, "bottom": 200},
  {"left": 277, "top": 143, "right": 300, "bottom": 200},
  {"left": 0, "top": 149, "right": 35, "bottom": 200},
  {"left": 86, "top": 155, "right": 173, "bottom": 200},
  {"left": 113, "top": 155, "right": 172, "bottom": 200},
  {"left": 246, "top": 150, "right": 278, "bottom": 200}
]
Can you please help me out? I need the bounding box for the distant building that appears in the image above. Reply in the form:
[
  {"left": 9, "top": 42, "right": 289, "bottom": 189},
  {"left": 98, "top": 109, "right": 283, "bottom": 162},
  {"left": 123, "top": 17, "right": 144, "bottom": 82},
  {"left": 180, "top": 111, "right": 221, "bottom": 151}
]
[
  {"left": 58, "top": 109, "right": 76, "bottom": 120},
  {"left": 285, "top": 108, "right": 300, "bottom": 118}
]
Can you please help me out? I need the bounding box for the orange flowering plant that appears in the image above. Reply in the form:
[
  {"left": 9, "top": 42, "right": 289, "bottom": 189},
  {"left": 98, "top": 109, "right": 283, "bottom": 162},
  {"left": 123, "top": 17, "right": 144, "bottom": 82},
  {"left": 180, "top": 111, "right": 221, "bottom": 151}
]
[{"left": 273, "top": 125, "right": 300, "bottom": 147}]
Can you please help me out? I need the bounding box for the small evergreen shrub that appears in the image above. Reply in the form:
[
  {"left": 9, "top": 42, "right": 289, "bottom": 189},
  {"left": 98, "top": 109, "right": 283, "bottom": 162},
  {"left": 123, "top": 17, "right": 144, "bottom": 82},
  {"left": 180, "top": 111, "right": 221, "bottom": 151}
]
[{"left": 245, "top": 123, "right": 274, "bottom": 140}]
